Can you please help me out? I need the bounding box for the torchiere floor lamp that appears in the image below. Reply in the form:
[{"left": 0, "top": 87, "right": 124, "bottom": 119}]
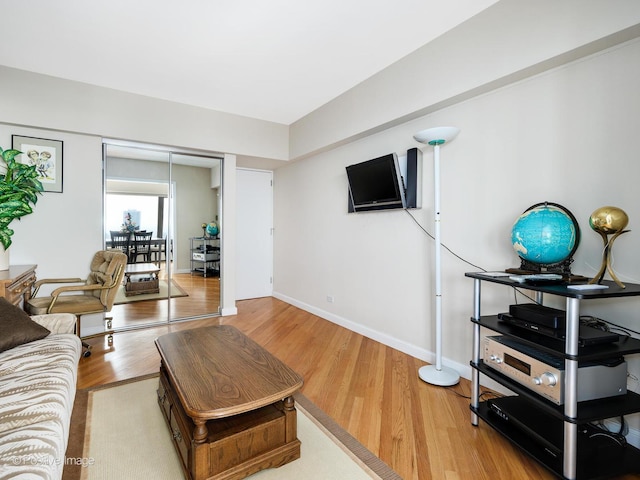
[{"left": 413, "top": 126, "right": 461, "bottom": 387}]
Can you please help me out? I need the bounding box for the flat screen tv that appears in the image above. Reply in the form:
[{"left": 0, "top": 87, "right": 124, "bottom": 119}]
[{"left": 346, "top": 153, "right": 406, "bottom": 212}]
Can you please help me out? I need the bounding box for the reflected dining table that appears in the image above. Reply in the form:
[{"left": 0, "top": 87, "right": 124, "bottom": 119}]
[{"left": 105, "top": 237, "right": 167, "bottom": 264}]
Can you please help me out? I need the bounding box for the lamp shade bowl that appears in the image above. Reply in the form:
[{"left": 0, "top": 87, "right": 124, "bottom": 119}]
[{"left": 413, "top": 126, "right": 460, "bottom": 146}]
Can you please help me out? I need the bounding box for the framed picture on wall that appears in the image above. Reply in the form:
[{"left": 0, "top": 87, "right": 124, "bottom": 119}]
[{"left": 11, "top": 135, "right": 63, "bottom": 193}]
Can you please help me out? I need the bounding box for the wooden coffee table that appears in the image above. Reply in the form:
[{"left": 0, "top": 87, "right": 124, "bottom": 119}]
[
  {"left": 155, "top": 325, "right": 303, "bottom": 480},
  {"left": 123, "top": 262, "right": 160, "bottom": 296}
]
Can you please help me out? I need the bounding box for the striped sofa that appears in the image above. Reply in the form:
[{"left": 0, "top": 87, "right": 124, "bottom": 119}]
[{"left": 0, "top": 313, "right": 82, "bottom": 480}]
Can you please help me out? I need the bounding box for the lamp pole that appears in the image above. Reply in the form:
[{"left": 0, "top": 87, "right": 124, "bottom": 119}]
[
  {"left": 433, "top": 140, "right": 444, "bottom": 372},
  {"left": 413, "top": 126, "right": 460, "bottom": 387}
]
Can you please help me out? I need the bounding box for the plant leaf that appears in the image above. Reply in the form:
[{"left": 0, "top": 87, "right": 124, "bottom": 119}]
[
  {"left": 2, "top": 149, "right": 22, "bottom": 164},
  {"left": 0, "top": 228, "right": 14, "bottom": 249},
  {"left": 0, "top": 145, "right": 42, "bottom": 246}
]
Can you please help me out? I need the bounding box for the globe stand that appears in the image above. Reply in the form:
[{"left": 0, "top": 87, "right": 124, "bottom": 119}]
[
  {"left": 505, "top": 265, "right": 588, "bottom": 283},
  {"left": 513, "top": 256, "right": 575, "bottom": 277}
]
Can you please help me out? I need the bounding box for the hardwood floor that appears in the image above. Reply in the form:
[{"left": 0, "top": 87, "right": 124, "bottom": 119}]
[
  {"left": 109, "top": 271, "right": 220, "bottom": 330},
  {"left": 78, "top": 297, "right": 632, "bottom": 479}
]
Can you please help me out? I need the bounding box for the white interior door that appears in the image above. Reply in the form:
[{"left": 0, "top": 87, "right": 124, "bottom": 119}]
[{"left": 236, "top": 168, "right": 273, "bottom": 300}]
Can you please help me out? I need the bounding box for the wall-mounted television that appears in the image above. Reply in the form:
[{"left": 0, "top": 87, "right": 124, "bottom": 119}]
[
  {"left": 346, "top": 153, "right": 405, "bottom": 212},
  {"left": 346, "top": 149, "right": 421, "bottom": 213}
]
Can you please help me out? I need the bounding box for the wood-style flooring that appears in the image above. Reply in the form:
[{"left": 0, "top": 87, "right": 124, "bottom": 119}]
[
  {"left": 78, "top": 293, "right": 633, "bottom": 479},
  {"left": 109, "top": 271, "right": 220, "bottom": 330}
]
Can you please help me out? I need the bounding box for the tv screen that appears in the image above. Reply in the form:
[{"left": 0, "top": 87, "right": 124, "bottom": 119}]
[{"left": 346, "top": 153, "right": 406, "bottom": 212}]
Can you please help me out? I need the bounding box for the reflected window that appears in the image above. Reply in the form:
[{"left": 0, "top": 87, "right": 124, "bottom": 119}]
[{"left": 105, "top": 194, "right": 168, "bottom": 237}]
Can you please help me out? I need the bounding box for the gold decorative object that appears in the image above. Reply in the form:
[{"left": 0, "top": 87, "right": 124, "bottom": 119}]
[{"left": 588, "top": 206, "right": 630, "bottom": 288}]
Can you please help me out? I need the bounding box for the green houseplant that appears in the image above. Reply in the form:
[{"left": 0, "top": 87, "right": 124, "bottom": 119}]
[{"left": 0, "top": 147, "right": 43, "bottom": 250}]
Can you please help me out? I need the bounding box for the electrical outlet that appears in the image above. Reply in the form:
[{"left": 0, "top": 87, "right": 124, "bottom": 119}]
[{"left": 326, "top": 295, "right": 334, "bottom": 303}]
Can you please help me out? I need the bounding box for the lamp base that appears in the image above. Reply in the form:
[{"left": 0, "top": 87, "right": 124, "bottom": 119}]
[{"left": 418, "top": 365, "right": 460, "bottom": 387}]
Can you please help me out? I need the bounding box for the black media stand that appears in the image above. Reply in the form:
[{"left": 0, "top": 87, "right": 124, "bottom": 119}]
[{"left": 466, "top": 272, "right": 640, "bottom": 479}]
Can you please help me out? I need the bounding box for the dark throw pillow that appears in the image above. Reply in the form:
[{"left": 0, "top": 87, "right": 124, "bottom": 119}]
[{"left": 0, "top": 297, "right": 50, "bottom": 353}]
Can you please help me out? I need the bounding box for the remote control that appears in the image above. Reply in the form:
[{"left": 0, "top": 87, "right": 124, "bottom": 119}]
[{"left": 566, "top": 284, "right": 609, "bottom": 290}]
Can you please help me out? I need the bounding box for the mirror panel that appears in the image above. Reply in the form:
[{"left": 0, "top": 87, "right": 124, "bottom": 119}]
[{"left": 103, "top": 143, "right": 221, "bottom": 332}]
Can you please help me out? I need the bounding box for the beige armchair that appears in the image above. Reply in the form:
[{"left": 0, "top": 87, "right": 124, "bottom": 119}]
[{"left": 25, "top": 250, "right": 127, "bottom": 357}]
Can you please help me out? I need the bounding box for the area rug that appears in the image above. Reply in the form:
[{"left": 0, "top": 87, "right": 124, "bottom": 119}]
[
  {"left": 113, "top": 280, "right": 188, "bottom": 305},
  {"left": 63, "top": 375, "right": 400, "bottom": 480}
]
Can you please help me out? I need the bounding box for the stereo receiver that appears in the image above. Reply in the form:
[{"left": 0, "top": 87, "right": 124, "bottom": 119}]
[{"left": 483, "top": 336, "right": 627, "bottom": 405}]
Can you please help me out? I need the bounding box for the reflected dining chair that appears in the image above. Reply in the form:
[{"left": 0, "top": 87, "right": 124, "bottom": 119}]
[
  {"left": 110, "top": 231, "right": 132, "bottom": 262},
  {"left": 131, "top": 231, "right": 153, "bottom": 263},
  {"left": 150, "top": 236, "right": 167, "bottom": 266}
]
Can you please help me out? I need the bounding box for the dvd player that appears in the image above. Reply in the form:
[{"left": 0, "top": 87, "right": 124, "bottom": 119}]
[
  {"left": 509, "top": 303, "right": 566, "bottom": 329},
  {"left": 498, "top": 313, "right": 619, "bottom": 346}
]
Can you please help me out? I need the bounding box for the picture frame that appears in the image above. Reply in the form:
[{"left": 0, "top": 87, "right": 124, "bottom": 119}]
[{"left": 11, "top": 135, "right": 63, "bottom": 193}]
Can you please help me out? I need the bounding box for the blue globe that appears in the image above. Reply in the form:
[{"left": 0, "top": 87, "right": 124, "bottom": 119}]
[
  {"left": 206, "top": 222, "right": 219, "bottom": 237},
  {"left": 511, "top": 205, "right": 577, "bottom": 265}
]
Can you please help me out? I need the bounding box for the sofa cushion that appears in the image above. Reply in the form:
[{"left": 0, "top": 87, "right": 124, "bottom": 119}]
[
  {"left": 0, "top": 334, "right": 81, "bottom": 435},
  {"left": 0, "top": 333, "right": 81, "bottom": 480},
  {"left": 30, "top": 313, "right": 76, "bottom": 335},
  {"left": 0, "top": 422, "right": 69, "bottom": 479},
  {"left": 0, "top": 298, "right": 50, "bottom": 353}
]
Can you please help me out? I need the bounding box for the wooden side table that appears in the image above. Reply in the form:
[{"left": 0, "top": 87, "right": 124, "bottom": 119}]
[{"left": 0, "top": 265, "right": 37, "bottom": 308}]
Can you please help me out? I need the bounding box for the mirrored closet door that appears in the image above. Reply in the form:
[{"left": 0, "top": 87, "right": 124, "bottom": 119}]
[{"left": 103, "top": 142, "right": 222, "bottom": 332}]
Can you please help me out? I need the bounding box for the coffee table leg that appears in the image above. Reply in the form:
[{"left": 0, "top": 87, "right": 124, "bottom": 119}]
[
  {"left": 283, "top": 396, "right": 297, "bottom": 444},
  {"left": 284, "top": 396, "right": 295, "bottom": 411},
  {"left": 194, "top": 420, "right": 208, "bottom": 444}
]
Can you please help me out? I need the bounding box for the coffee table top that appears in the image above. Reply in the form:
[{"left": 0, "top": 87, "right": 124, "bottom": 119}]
[
  {"left": 124, "top": 263, "right": 160, "bottom": 275},
  {"left": 155, "top": 325, "right": 303, "bottom": 420}
]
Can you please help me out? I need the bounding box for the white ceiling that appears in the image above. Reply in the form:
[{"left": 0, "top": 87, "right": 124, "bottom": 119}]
[{"left": 0, "top": 0, "right": 497, "bottom": 125}]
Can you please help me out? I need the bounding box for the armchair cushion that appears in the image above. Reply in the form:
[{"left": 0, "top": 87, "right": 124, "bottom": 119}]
[
  {"left": 88, "top": 250, "right": 125, "bottom": 305},
  {"left": 0, "top": 298, "right": 50, "bottom": 353}
]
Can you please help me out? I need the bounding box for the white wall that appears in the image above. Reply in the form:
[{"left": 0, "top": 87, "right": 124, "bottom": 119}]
[
  {"left": 220, "top": 154, "right": 237, "bottom": 315},
  {"left": 0, "top": 126, "right": 105, "bottom": 331},
  {"left": 0, "top": 66, "right": 289, "bottom": 161},
  {"left": 273, "top": 38, "right": 640, "bottom": 435},
  {"left": 0, "top": 127, "right": 103, "bottom": 274}
]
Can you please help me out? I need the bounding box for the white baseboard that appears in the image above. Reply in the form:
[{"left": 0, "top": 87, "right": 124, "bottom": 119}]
[
  {"left": 272, "top": 291, "right": 469, "bottom": 379},
  {"left": 220, "top": 306, "right": 238, "bottom": 316}
]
